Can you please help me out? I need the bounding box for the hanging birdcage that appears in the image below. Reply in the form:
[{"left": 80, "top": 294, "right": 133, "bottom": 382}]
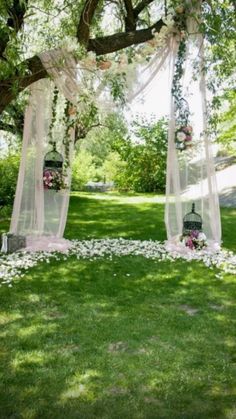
[
  {"left": 183, "top": 203, "right": 202, "bottom": 235},
  {"left": 44, "top": 142, "right": 63, "bottom": 172},
  {"left": 43, "top": 143, "right": 65, "bottom": 191}
]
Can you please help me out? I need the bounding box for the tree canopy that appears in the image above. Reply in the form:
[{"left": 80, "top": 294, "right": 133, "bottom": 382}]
[{"left": 0, "top": 0, "right": 235, "bottom": 138}]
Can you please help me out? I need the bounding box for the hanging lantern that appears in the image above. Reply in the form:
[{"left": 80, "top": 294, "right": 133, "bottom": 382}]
[
  {"left": 44, "top": 142, "right": 63, "bottom": 172},
  {"left": 183, "top": 203, "right": 202, "bottom": 235},
  {"left": 43, "top": 143, "right": 65, "bottom": 191}
]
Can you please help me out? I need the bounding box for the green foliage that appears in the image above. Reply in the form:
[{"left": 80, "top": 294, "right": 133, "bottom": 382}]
[
  {"left": 79, "top": 112, "right": 129, "bottom": 165},
  {"left": 105, "top": 72, "right": 127, "bottom": 105},
  {"left": 74, "top": 114, "right": 168, "bottom": 193},
  {"left": 99, "top": 151, "right": 126, "bottom": 183},
  {"left": 116, "top": 117, "right": 168, "bottom": 193},
  {"left": 202, "top": 0, "right": 236, "bottom": 82},
  {"left": 217, "top": 90, "right": 236, "bottom": 154},
  {"left": 71, "top": 149, "right": 96, "bottom": 191},
  {"left": 0, "top": 153, "right": 20, "bottom": 208}
]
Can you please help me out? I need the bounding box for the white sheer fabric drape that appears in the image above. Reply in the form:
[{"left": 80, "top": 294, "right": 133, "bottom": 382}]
[
  {"left": 165, "top": 42, "right": 221, "bottom": 247},
  {"left": 10, "top": 56, "right": 76, "bottom": 251}
]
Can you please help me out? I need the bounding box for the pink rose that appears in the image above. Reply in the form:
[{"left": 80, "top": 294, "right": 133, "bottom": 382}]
[
  {"left": 185, "top": 135, "right": 192, "bottom": 141},
  {"left": 186, "top": 238, "right": 194, "bottom": 249}
]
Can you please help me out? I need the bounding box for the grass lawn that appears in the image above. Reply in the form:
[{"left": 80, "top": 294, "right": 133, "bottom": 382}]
[{"left": 0, "top": 193, "right": 236, "bottom": 418}]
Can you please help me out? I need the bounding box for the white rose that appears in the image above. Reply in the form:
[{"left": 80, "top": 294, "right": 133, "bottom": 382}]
[
  {"left": 177, "top": 132, "right": 186, "bottom": 142},
  {"left": 198, "top": 233, "right": 206, "bottom": 241}
]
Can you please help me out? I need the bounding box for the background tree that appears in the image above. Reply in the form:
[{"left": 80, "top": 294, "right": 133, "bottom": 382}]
[
  {"left": 116, "top": 116, "right": 168, "bottom": 192},
  {"left": 72, "top": 114, "right": 168, "bottom": 192},
  {"left": 71, "top": 149, "right": 97, "bottom": 190},
  {"left": 216, "top": 89, "right": 236, "bottom": 156}
]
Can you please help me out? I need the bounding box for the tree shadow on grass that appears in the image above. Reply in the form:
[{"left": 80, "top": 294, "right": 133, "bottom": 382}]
[
  {"left": 1, "top": 194, "right": 235, "bottom": 252},
  {"left": 65, "top": 194, "right": 166, "bottom": 241},
  {"left": 65, "top": 195, "right": 236, "bottom": 252},
  {"left": 0, "top": 256, "right": 235, "bottom": 418}
]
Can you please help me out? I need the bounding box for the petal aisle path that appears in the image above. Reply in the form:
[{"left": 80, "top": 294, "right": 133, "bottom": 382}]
[{"left": 0, "top": 238, "right": 236, "bottom": 286}]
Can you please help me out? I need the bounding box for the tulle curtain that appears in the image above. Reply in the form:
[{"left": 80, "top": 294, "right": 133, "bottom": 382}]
[
  {"left": 9, "top": 55, "right": 76, "bottom": 249},
  {"left": 165, "top": 35, "right": 221, "bottom": 248}
]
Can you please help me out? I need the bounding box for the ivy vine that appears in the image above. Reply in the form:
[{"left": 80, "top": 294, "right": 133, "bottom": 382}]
[
  {"left": 48, "top": 86, "right": 59, "bottom": 148},
  {"left": 171, "top": 39, "right": 190, "bottom": 127},
  {"left": 47, "top": 87, "right": 76, "bottom": 170},
  {"left": 63, "top": 99, "right": 74, "bottom": 169}
]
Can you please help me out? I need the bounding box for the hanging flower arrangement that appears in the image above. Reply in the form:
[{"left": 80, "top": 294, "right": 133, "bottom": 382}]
[
  {"left": 43, "top": 169, "right": 67, "bottom": 191},
  {"left": 180, "top": 230, "right": 207, "bottom": 250},
  {"left": 175, "top": 125, "right": 193, "bottom": 151}
]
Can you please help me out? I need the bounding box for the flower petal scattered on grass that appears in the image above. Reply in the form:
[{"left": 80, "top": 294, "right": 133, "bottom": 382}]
[{"left": 0, "top": 238, "right": 236, "bottom": 286}]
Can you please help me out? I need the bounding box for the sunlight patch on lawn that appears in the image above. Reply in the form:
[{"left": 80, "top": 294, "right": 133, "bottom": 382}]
[
  {"left": 60, "top": 370, "right": 100, "bottom": 402},
  {"left": 27, "top": 293, "right": 41, "bottom": 303},
  {"left": 0, "top": 312, "right": 23, "bottom": 325},
  {"left": 17, "top": 322, "right": 57, "bottom": 338},
  {"left": 11, "top": 350, "right": 47, "bottom": 371},
  {"left": 72, "top": 192, "right": 166, "bottom": 204}
]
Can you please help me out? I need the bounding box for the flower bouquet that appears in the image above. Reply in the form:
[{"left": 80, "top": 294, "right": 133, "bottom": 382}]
[
  {"left": 175, "top": 126, "right": 193, "bottom": 151},
  {"left": 181, "top": 230, "right": 207, "bottom": 250},
  {"left": 43, "top": 169, "right": 67, "bottom": 191}
]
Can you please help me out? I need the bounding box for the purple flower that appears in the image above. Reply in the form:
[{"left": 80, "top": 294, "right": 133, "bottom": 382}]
[{"left": 190, "top": 230, "right": 199, "bottom": 239}]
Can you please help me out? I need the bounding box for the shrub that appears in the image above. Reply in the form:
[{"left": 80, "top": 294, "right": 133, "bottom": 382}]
[{"left": 0, "top": 154, "right": 20, "bottom": 209}]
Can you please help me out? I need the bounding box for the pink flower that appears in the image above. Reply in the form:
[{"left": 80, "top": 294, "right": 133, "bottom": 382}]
[
  {"left": 186, "top": 238, "right": 194, "bottom": 249},
  {"left": 185, "top": 135, "right": 192, "bottom": 141}
]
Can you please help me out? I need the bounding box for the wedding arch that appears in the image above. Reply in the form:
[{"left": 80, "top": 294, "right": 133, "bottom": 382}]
[{"left": 2, "top": 1, "right": 221, "bottom": 253}]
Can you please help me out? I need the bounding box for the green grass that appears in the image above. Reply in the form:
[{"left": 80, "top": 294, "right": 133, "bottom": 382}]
[{"left": 0, "top": 193, "right": 236, "bottom": 418}]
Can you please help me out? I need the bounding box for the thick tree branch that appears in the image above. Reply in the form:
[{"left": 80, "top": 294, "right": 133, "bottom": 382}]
[
  {"left": 7, "top": 0, "right": 28, "bottom": 30},
  {"left": 133, "top": 0, "right": 154, "bottom": 18},
  {"left": 0, "top": 121, "right": 20, "bottom": 136},
  {"left": 88, "top": 19, "right": 164, "bottom": 54},
  {"left": 0, "top": 56, "right": 47, "bottom": 115},
  {"left": 76, "top": 0, "right": 100, "bottom": 45},
  {"left": 0, "top": 0, "right": 28, "bottom": 59},
  {"left": 0, "top": 19, "right": 164, "bottom": 115},
  {"left": 123, "top": 0, "right": 136, "bottom": 31}
]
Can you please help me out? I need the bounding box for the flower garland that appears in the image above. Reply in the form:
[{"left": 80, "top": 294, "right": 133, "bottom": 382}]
[
  {"left": 63, "top": 99, "right": 75, "bottom": 169},
  {"left": 61, "top": 13, "right": 176, "bottom": 73},
  {"left": 171, "top": 38, "right": 193, "bottom": 152},
  {"left": 48, "top": 86, "right": 59, "bottom": 147},
  {"left": 47, "top": 90, "right": 76, "bottom": 171}
]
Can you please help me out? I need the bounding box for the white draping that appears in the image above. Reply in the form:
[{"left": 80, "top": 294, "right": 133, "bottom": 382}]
[
  {"left": 9, "top": 78, "right": 75, "bottom": 249},
  {"left": 165, "top": 17, "right": 221, "bottom": 249}
]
